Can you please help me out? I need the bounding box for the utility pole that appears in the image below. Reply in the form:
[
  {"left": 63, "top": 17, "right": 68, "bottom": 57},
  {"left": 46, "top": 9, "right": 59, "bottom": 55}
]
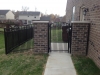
[
  {"left": 35, "top": 7, "right": 37, "bottom": 11},
  {"left": 45, "top": 10, "right": 47, "bottom": 16}
]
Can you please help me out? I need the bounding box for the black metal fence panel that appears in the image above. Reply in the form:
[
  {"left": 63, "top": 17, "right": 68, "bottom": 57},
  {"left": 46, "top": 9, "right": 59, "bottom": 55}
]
[{"left": 4, "top": 25, "right": 34, "bottom": 54}]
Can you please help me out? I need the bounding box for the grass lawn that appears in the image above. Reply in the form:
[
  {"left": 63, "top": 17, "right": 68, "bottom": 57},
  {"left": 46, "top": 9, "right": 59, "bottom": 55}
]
[
  {"left": 51, "top": 29, "right": 63, "bottom": 43},
  {"left": 0, "top": 33, "right": 48, "bottom": 75},
  {"left": 13, "top": 39, "right": 34, "bottom": 52},
  {"left": 0, "top": 28, "right": 4, "bottom": 32},
  {"left": 72, "top": 56, "right": 100, "bottom": 75},
  {"left": 0, "top": 32, "right": 4, "bottom": 49}
]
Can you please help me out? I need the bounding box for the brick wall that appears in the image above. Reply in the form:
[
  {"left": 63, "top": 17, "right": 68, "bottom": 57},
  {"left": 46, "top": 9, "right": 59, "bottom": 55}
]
[
  {"left": 88, "top": 5, "right": 100, "bottom": 68},
  {"left": 71, "top": 22, "right": 89, "bottom": 56},
  {"left": 66, "top": 0, "right": 100, "bottom": 68},
  {"left": 33, "top": 22, "right": 49, "bottom": 54}
]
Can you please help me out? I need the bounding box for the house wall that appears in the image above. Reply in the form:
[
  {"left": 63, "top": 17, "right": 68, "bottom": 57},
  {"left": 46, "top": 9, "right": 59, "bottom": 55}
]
[
  {"left": 18, "top": 15, "right": 40, "bottom": 20},
  {"left": 39, "top": 14, "right": 41, "bottom": 17},
  {"left": 66, "top": 0, "right": 100, "bottom": 68},
  {"left": 6, "top": 11, "right": 15, "bottom": 19},
  {"left": 0, "top": 15, "right": 6, "bottom": 19}
]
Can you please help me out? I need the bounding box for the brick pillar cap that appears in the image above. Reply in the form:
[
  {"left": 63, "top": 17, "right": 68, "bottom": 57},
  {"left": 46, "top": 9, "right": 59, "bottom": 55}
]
[
  {"left": 33, "top": 21, "right": 49, "bottom": 23},
  {"left": 71, "top": 21, "right": 90, "bottom": 24}
]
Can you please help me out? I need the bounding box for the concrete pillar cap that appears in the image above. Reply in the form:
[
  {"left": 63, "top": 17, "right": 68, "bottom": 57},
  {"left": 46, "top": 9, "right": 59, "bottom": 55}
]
[
  {"left": 71, "top": 21, "right": 90, "bottom": 23},
  {"left": 33, "top": 21, "right": 49, "bottom": 23}
]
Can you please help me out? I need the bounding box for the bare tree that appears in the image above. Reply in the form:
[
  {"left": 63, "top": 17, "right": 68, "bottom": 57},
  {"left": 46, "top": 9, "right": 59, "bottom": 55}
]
[
  {"left": 41, "top": 13, "right": 44, "bottom": 17},
  {"left": 49, "top": 14, "right": 56, "bottom": 21},
  {"left": 61, "top": 15, "right": 66, "bottom": 22},
  {"left": 12, "top": 10, "right": 15, "bottom": 14},
  {"left": 22, "top": 6, "right": 29, "bottom": 11},
  {"left": 15, "top": 11, "right": 19, "bottom": 19}
]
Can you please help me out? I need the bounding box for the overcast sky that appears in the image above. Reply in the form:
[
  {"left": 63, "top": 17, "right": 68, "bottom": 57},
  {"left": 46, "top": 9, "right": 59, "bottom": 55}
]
[{"left": 0, "top": 0, "right": 67, "bottom": 16}]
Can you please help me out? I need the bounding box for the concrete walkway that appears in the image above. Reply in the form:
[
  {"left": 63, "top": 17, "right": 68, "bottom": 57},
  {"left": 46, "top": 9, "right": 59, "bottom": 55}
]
[{"left": 44, "top": 52, "right": 77, "bottom": 75}]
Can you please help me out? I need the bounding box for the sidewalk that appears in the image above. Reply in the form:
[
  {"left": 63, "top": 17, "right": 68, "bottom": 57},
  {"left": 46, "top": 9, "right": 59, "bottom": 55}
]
[{"left": 44, "top": 52, "right": 77, "bottom": 75}]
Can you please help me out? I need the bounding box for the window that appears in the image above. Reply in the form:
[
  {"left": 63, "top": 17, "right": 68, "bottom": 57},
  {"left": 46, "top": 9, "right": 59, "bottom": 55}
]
[
  {"left": 72, "top": 6, "right": 75, "bottom": 21},
  {"left": 80, "top": 6, "right": 85, "bottom": 21},
  {"left": 22, "top": 20, "right": 27, "bottom": 24},
  {"left": 28, "top": 20, "right": 31, "bottom": 24}
]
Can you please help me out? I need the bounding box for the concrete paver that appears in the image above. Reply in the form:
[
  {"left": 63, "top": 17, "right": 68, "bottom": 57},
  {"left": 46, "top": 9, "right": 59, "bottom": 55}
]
[
  {"left": 44, "top": 52, "right": 77, "bottom": 75},
  {"left": 51, "top": 43, "right": 68, "bottom": 50}
]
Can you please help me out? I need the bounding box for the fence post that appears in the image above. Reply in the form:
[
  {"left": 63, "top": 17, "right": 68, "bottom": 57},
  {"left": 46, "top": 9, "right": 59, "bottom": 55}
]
[
  {"left": 33, "top": 21, "right": 49, "bottom": 54},
  {"left": 71, "top": 21, "right": 90, "bottom": 56},
  {"left": 4, "top": 28, "right": 8, "bottom": 54}
]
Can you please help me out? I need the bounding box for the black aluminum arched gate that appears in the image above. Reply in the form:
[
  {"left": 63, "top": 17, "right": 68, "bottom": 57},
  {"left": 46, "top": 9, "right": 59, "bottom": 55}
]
[{"left": 48, "top": 22, "right": 72, "bottom": 53}]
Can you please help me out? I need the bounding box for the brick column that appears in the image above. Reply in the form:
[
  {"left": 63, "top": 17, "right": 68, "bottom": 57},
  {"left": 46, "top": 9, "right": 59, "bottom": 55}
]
[
  {"left": 33, "top": 21, "right": 49, "bottom": 54},
  {"left": 71, "top": 21, "right": 90, "bottom": 56}
]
